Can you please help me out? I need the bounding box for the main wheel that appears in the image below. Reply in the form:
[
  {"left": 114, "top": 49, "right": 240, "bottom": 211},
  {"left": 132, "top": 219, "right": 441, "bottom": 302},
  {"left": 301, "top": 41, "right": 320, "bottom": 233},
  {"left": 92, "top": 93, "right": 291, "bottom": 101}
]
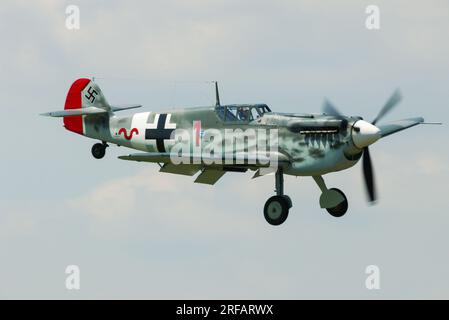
[
  {"left": 264, "top": 195, "right": 290, "bottom": 225},
  {"left": 326, "top": 188, "right": 348, "bottom": 217},
  {"left": 282, "top": 195, "right": 292, "bottom": 209},
  {"left": 91, "top": 143, "right": 106, "bottom": 159}
]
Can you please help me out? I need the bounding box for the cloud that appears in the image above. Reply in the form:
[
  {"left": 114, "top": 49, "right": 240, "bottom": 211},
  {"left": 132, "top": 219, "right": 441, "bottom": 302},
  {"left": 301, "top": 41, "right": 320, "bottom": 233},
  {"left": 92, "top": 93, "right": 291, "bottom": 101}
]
[
  {"left": 0, "top": 206, "right": 38, "bottom": 239},
  {"left": 68, "top": 166, "right": 267, "bottom": 238}
]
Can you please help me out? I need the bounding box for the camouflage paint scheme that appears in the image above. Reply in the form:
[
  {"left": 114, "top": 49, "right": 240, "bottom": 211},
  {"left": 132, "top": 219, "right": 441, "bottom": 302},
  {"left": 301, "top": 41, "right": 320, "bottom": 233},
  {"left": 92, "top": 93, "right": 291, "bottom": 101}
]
[
  {"left": 43, "top": 78, "right": 425, "bottom": 186},
  {"left": 78, "top": 81, "right": 367, "bottom": 177}
]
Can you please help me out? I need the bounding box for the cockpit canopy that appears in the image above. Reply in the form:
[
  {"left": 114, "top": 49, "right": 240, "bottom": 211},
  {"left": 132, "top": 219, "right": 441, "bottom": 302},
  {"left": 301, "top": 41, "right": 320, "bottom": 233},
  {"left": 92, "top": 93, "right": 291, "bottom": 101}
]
[{"left": 215, "top": 104, "right": 271, "bottom": 122}]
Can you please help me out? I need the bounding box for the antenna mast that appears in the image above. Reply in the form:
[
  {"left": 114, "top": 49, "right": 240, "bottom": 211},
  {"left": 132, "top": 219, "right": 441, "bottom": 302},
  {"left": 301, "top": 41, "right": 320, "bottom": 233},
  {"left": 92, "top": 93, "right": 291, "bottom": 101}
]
[{"left": 215, "top": 81, "right": 220, "bottom": 107}]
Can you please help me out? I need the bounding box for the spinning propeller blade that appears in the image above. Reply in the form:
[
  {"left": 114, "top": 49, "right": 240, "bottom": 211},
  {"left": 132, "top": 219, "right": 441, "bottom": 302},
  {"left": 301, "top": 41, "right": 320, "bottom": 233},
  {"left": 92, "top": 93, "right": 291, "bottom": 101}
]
[
  {"left": 323, "top": 99, "right": 343, "bottom": 118},
  {"left": 372, "top": 89, "right": 402, "bottom": 125},
  {"left": 362, "top": 147, "right": 376, "bottom": 202}
]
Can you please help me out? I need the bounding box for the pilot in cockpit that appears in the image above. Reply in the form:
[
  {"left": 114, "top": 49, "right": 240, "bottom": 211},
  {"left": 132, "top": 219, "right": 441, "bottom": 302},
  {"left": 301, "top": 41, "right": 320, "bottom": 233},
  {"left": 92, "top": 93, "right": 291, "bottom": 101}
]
[{"left": 237, "top": 107, "right": 250, "bottom": 121}]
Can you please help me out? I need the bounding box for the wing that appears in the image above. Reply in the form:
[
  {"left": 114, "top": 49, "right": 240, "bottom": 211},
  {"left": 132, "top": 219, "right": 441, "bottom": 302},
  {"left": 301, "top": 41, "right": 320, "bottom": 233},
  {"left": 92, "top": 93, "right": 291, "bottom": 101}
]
[
  {"left": 118, "top": 151, "right": 289, "bottom": 185},
  {"left": 118, "top": 151, "right": 289, "bottom": 166},
  {"left": 194, "top": 169, "right": 226, "bottom": 185}
]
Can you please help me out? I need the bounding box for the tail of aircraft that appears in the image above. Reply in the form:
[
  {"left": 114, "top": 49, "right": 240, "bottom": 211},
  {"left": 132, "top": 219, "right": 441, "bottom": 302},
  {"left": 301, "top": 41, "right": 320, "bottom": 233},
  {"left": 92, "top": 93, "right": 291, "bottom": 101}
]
[
  {"left": 41, "top": 78, "right": 141, "bottom": 135},
  {"left": 63, "top": 78, "right": 110, "bottom": 134}
]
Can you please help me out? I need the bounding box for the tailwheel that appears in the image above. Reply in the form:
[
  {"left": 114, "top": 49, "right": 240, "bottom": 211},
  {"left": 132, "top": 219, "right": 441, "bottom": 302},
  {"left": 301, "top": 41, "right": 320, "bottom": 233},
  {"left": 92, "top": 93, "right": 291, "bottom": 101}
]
[
  {"left": 91, "top": 142, "right": 107, "bottom": 159},
  {"left": 264, "top": 195, "right": 290, "bottom": 226},
  {"left": 326, "top": 188, "right": 348, "bottom": 217}
]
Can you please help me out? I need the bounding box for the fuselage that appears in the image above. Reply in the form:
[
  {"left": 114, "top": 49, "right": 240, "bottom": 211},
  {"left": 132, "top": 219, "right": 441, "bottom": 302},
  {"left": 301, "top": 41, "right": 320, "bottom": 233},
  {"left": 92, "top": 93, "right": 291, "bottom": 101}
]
[{"left": 80, "top": 104, "right": 365, "bottom": 176}]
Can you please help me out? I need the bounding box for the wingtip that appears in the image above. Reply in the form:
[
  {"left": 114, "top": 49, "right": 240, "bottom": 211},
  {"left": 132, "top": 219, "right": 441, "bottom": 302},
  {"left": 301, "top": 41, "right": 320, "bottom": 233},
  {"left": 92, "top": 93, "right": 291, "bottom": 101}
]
[
  {"left": 118, "top": 155, "right": 133, "bottom": 160},
  {"left": 421, "top": 121, "right": 443, "bottom": 125}
]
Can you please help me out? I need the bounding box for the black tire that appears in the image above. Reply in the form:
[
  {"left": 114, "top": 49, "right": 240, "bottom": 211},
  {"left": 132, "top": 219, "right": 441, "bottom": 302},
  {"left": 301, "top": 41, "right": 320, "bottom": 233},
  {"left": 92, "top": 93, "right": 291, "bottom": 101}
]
[
  {"left": 282, "top": 195, "right": 292, "bottom": 209},
  {"left": 264, "top": 195, "right": 289, "bottom": 226},
  {"left": 326, "top": 188, "right": 348, "bottom": 217},
  {"left": 91, "top": 143, "right": 106, "bottom": 159}
]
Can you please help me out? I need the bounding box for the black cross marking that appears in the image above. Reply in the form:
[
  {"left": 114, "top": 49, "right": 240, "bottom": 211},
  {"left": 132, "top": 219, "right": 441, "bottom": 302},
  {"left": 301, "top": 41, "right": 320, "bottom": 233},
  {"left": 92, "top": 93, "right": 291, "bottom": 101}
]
[
  {"left": 85, "top": 86, "right": 98, "bottom": 103},
  {"left": 145, "top": 114, "right": 174, "bottom": 153}
]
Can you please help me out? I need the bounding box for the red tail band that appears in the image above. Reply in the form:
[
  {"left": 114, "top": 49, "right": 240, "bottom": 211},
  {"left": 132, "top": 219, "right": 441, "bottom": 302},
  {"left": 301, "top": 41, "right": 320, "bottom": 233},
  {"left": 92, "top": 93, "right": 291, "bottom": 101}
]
[{"left": 63, "top": 78, "right": 91, "bottom": 134}]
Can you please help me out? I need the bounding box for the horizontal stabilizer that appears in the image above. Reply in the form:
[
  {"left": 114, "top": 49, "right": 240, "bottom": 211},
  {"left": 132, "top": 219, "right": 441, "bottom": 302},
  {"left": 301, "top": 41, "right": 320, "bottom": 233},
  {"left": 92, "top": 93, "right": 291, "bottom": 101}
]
[
  {"left": 110, "top": 104, "right": 142, "bottom": 112},
  {"left": 40, "top": 106, "right": 108, "bottom": 117},
  {"left": 378, "top": 117, "right": 424, "bottom": 138},
  {"left": 41, "top": 105, "right": 142, "bottom": 117}
]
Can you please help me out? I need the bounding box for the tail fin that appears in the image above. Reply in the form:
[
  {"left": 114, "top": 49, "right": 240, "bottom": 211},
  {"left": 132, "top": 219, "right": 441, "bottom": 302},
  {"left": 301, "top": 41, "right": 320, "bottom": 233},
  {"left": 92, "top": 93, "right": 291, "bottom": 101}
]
[
  {"left": 42, "top": 78, "right": 142, "bottom": 134},
  {"left": 63, "top": 78, "right": 111, "bottom": 134}
]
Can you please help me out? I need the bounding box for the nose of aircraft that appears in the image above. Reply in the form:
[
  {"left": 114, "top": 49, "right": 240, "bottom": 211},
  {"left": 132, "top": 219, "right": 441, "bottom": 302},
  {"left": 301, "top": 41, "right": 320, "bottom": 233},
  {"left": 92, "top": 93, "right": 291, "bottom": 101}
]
[{"left": 351, "top": 120, "right": 381, "bottom": 148}]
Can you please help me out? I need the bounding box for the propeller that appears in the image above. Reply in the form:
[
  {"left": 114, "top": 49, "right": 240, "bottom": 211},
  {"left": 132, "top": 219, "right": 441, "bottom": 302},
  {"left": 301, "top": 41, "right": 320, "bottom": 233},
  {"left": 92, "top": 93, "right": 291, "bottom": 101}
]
[
  {"left": 323, "top": 89, "right": 402, "bottom": 203},
  {"left": 372, "top": 89, "right": 402, "bottom": 125},
  {"left": 323, "top": 99, "right": 343, "bottom": 118},
  {"left": 362, "top": 89, "right": 401, "bottom": 202},
  {"left": 362, "top": 146, "right": 376, "bottom": 202},
  {"left": 323, "top": 99, "right": 349, "bottom": 131}
]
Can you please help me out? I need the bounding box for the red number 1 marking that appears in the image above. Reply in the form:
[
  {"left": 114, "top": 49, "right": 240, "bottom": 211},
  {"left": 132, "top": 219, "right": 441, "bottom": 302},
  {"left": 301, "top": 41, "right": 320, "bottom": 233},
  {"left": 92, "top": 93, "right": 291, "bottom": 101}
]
[{"left": 193, "top": 121, "right": 201, "bottom": 147}]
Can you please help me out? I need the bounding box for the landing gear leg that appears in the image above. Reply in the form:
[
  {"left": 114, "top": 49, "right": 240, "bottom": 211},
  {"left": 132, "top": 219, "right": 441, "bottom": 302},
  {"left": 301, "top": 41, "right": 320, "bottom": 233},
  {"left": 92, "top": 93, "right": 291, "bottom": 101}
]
[
  {"left": 263, "top": 168, "right": 291, "bottom": 226},
  {"left": 91, "top": 142, "right": 108, "bottom": 159},
  {"left": 313, "top": 175, "right": 348, "bottom": 217}
]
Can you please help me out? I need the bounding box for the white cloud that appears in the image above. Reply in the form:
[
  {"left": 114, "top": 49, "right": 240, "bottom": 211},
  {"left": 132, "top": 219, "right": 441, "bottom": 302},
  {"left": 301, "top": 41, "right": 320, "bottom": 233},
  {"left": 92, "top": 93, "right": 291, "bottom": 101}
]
[
  {"left": 68, "top": 166, "right": 272, "bottom": 239},
  {"left": 0, "top": 206, "right": 38, "bottom": 239}
]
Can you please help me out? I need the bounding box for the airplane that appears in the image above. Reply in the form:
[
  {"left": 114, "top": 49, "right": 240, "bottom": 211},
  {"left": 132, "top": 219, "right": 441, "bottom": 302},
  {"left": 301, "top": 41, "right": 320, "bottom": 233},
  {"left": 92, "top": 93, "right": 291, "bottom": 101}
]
[{"left": 42, "top": 78, "right": 437, "bottom": 226}]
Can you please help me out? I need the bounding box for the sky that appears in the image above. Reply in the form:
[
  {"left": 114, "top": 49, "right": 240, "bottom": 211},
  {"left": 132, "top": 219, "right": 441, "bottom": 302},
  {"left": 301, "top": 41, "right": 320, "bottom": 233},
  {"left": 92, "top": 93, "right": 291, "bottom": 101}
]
[{"left": 0, "top": 0, "right": 448, "bottom": 299}]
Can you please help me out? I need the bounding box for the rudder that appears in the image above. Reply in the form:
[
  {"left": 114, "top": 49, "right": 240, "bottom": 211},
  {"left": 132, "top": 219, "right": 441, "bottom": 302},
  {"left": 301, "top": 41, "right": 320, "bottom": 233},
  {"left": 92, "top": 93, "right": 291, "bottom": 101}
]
[{"left": 63, "top": 78, "right": 111, "bottom": 134}]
